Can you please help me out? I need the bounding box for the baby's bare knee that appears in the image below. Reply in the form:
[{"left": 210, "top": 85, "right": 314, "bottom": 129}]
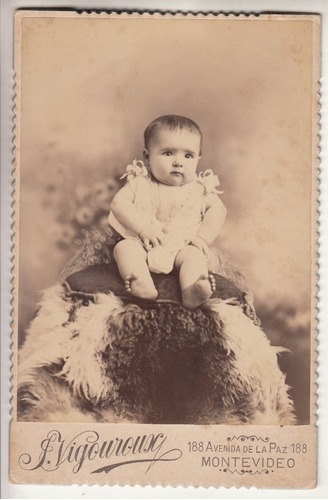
[
  {"left": 175, "top": 244, "right": 205, "bottom": 268},
  {"left": 114, "top": 239, "right": 144, "bottom": 258}
]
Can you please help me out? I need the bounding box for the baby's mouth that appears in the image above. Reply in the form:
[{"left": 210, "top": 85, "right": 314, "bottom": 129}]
[{"left": 170, "top": 171, "right": 184, "bottom": 177}]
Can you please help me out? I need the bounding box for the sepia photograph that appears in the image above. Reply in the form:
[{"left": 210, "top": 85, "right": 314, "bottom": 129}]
[{"left": 10, "top": 10, "right": 319, "bottom": 488}]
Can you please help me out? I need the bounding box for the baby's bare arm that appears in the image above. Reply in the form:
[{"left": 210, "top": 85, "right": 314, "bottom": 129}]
[
  {"left": 110, "top": 185, "right": 166, "bottom": 248},
  {"left": 110, "top": 185, "right": 147, "bottom": 236},
  {"left": 196, "top": 194, "right": 227, "bottom": 246}
]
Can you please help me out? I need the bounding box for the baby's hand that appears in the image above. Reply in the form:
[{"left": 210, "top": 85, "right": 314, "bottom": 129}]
[
  {"left": 190, "top": 235, "right": 209, "bottom": 256},
  {"left": 139, "top": 224, "right": 166, "bottom": 251}
]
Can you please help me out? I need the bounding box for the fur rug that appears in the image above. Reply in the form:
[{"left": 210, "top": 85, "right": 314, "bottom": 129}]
[{"left": 17, "top": 281, "right": 296, "bottom": 424}]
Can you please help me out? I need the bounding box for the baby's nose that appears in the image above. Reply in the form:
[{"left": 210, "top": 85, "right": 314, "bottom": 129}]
[{"left": 172, "top": 157, "right": 183, "bottom": 167}]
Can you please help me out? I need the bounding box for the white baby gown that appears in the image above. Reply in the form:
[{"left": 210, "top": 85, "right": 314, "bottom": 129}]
[{"left": 109, "top": 160, "right": 223, "bottom": 274}]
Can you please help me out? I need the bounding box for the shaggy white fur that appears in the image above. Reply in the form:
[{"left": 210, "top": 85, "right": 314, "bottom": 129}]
[
  {"left": 206, "top": 300, "right": 295, "bottom": 424},
  {"left": 19, "top": 285, "right": 74, "bottom": 385},
  {"left": 58, "top": 291, "right": 127, "bottom": 403},
  {"left": 19, "top": 285, "right": 127, "bottom": 404},
  {"left": 18, "top": 284, "right": 295, "bottom": 424}
]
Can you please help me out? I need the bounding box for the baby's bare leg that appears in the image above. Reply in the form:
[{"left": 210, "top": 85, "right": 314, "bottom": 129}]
[
  {"left": 175, "top": 245, "right": 215, "bottom": 309},
  {"left": 113, "top": 239, "right": 158, "bottom": 300}
]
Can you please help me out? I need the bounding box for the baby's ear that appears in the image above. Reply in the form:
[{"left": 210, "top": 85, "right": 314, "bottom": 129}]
[{"left": 143, "top": 149, "right": 150, "bottom": 162}]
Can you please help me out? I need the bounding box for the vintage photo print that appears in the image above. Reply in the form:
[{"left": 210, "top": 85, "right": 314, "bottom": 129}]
[{"left": 10, "top": 11, "right": 320, "bottom": 488}]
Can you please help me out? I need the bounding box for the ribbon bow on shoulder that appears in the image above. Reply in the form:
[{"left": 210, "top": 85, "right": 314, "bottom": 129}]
[
  {"left": 120, "top": 159, "right": 149, "bottom": 181},
  {"left": 197, "top": 169, "right": 224, "bottom": 195}
]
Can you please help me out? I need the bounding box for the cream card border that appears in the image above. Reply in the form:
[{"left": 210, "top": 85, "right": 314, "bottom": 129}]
[{"left": 2, "top": 3, "right": 326, "bottom": 497}]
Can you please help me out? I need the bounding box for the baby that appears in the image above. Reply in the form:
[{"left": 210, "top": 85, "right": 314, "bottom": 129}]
[{"left": 108, "top": 115, "right": 227, "bottom": 309}]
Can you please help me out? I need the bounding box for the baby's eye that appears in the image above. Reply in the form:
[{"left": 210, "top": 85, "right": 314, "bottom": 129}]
[
  {"left": 163, "top": 151, "right": 172, "bottom": 156},
  {"left": 185, "top": 153, "right": 194, "bottom": 159}
]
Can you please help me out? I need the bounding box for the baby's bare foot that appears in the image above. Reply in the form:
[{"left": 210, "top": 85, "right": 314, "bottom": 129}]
[
  {"left": 124, "top": 275, "right": 158, "bottom": 300},
  {"left": 182, "top": 274, "right": 216, "bottom": 309}
]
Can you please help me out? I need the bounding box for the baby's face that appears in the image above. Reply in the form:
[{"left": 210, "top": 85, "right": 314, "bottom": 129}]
[{"left": 144, "top": 129, "right": 201, "bottom": 186}]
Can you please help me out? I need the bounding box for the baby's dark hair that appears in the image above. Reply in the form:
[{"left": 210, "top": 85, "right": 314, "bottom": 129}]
[{"left": 144, "top": 115, "right": 203, "bottom": 153}]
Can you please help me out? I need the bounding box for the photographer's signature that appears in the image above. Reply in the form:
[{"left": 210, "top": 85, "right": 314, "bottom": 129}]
[{"left": 18, "top": 430, "right": 182, "bottom": 474}]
